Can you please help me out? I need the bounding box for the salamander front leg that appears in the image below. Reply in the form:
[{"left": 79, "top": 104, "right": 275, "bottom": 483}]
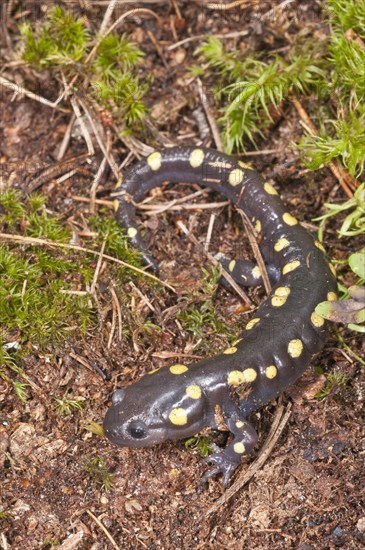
[{"left": 201, "top": 417, "right": 258, "bottom": 487}]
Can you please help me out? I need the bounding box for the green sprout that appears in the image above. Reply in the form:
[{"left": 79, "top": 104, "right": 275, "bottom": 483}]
[{"left": 84, "top": 457, "right": 114, "bottom": 492}]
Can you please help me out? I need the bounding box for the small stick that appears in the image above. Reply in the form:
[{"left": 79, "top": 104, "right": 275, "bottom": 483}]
[
  {"left": 292, "top": 96, "right": 359, "bottom": 198},
  {"left": 0, "top": 233, "right": 175, "bottom": 292},
  {"left": 176, "top": 221, "right": 252, "bottom": 306},
  {"left": 85, "top": 510, "right": 119, "bottom": 550},
  {"left": 197, "top": 77, "right": 223, "bottom": 152}
]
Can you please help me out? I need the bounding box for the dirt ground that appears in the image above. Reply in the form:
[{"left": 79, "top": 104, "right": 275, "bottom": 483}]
[{"left": 0, "top": 1, "right": 364, "bottom": 549}]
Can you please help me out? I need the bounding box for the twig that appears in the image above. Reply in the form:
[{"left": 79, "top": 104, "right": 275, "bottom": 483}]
[
  {"left": 167, "top": 29, "right": 249, "bottom": 50},
  {"left": 237, "top": 208, "right": 271, "bottom": 295},
  {"left": 70, "top": 97, "right": 95, "bottom": 155},
  {"left": 0, "top": 233, "right": 175, "bottom": 292},
  {"left": 197, "top": 77, "right": 223, "bottom": 152},
  {"left": 0, "top": 76, "right": 68, "bottom": 111},
  {"left": 205, "top": 402, "right": 292, "bottom": 517},
  {"left": 176, "top": 221, "right": 252, "bottom": 306},
  {"left": 292, "top": 96, "right": 359, "bottom": 198},
  {"left": 85, "top": 509, "right": 119, "bottom": 550}
]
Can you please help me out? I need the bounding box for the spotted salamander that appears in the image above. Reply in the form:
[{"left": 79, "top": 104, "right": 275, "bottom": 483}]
[{"left": 104, "top": 146, "right": 337, "bottom": 485}]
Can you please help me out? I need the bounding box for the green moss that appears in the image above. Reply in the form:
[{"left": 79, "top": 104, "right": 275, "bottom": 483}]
[
  {"left": 84, "top": 457, "right": 114, "bottom": 491},
  {"left": 197, "top": 0, "right": 365, "bottom": 177},
  {"left": 19, "top": 7, "right": 148, "bottom": 130}
]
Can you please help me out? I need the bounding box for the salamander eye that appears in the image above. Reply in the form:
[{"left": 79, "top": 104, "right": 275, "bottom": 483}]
[{"left": 128, "top": 420, "right": 147, "bottom": 439}]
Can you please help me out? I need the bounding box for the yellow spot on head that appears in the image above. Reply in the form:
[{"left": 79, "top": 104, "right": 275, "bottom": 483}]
[
  {"left": 283, "top": 212, "right": 298, "bottom": 226},
  {"left": 274, "top": 237, "right": 290, "bottom": 252},
  {"left": 228, "top": 168, "right": 244, "bottom": 186},
  {"left": 227, "top": 370, "right": 245, "bottom": 387},
  {"left": 236, "top": 420, "right": 244, "bottom": 428},
  {"left": 327, "top": 291, "right": 337, "bottom": 301},
  {"left": 246, "top": 318, "right": 260, "bottom": 330},
  {"left": 168, "top": 407, "right": 187, "bottom": 426},
  {"left": 233, "top": 442, "right": 246, "bottom": 454},
  {"left": 147, "top": 151, "right": 162, "bottom": 171},
  {"left": 251, "top": 266, "right": 262, "bottom": 279},
  {"left": 238, "top": 160, "right": 252, "bottom": 170},
  {"left": 113, "top": 199, "right": 119, "bottom": 212},
  {"left": 329, "top": 263, "right": 336, "bottom": 277},
  {"left": 282, "top": 260, "right": 301, "bottom": 275},
  {"left": 242, "top": 368, "right": 257, "bottom": 382},
  {"left": 169, "top": 364, "right": 189, "bottom": 375},
  {"left": 228, "top": 260, "right": 236, "bottom": 272},
  {"left": 315, "top": 241, "right": 326, "bottom": 253},
  {"left": 264, "top": 182, "right": 278, "bottom": 195},
  {"left": 189, "top": 148, "right": 205, "bottom": 168},
  {"left": 311, "top": 311, "right": 325, "bottom": 328},
  {"left": 254, "top": 220, "right": 262, "bottom": 233},
  {"left": 288, "top": 338, "right": 303, "bottom": 358},
  {"left": 127, "top": 227, "right": 138, "bottom": 238},
  {"left": 223, "top": 346, "right": 237, "bottom": 355},
  {"left": 185, "top": 384, "right": 202, "bottom": 399},
  {"left": 265, "top": 365, "right": 277, "bottom": 379}
]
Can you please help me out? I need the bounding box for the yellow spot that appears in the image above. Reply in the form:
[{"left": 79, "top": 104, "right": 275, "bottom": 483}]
[
  {"left": 232, "top": 338, "right": 242, "bottom": 346},
  {"left": 243, "top": 368, "right": 257, "bottom": 382},
  {"left": 283, "top": 212, "right": 298, "bottom": 226},
  {"left": 236, "top": 420, "right": 245, "bottom": 428},
  {"left": 276, "top": 286, "right": 291, "bottom": 297},
  {"left": 274, "top": 237, "right": 290, "bottom": 252},
  {"left": 271, "top": 286, "right": 291, "bottom": 305},
  {"left": 254, "top": 220, "right": 262, "bottom": 233},
  {"left": 233, "top": 442, "right": 246, "bottom": 454},
  {"left": 189, "top": 148, "right": 205, "bottom": 168},
  {"left": 147, "top": 151, "right": 162, "bottom": 171},
  {"left": 288, "top": 339, "right": 303, "bottom": 358},
  {"left": 315, "top": 241, "right": 326, "bottom": 253},
  {"left": 169, "top": 364, "right": 188, "bottom": 375},
  {"left": 329, "top": 263, "right": 336, "bottom": 277},
  {"left": 265, "top": 365, "right": 277, "bottom": 379},
  {"left": 186, "top": 384, "right": 202, "bottom": 399},
  {"left": 311, "top": 311, "right": 325, "bottom": 328},
  {"left": 148, "top": 367, "right": 160, "bottom": 375},
  {"left": 115, "top": 177, "right": 123, "bottom": 189},
  {"left": 223, "top": 347, "right": 237, "bottom": 355},
  {"left": 251, "top": 266, "right": 262, "bottom": 279},
  {"left": 238, "top": 160, "right": 252, "bottom": 170},
  {"left": 228, "top": 260, "right": 236, "bottom": 272},
  {"left": 271, "top": 295, "right": 287, "bottom": 307},
  {"left": 228, "top": 168, "right": 244, "bottom": 186},
  {"left": 127, "top": 227, "right": 138, "bottom": 238},
  {"left": 327, "top": 291, "right": 337, "bottom": 301},
  {"left": 282, "top": 260, "right": 301, "bottom": 275},
  {"left": 264, "top": 182, "right": 278, "bottom": 195},
  {"left": 246, "top": 318, "right": 260, "bottom": 330},
  {"left": 227, "top": 370, "right": 245, "bottom": 387},
  {"left": 113, "top": 199, "right": 119, "bottom": 212},
  {"left": 168, "top": 408, "right": 187, "bottom": 426}
]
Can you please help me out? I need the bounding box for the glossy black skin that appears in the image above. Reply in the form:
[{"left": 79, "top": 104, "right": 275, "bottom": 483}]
[{"left": 104, "top": 146, "right": 337, "bottom": 485}]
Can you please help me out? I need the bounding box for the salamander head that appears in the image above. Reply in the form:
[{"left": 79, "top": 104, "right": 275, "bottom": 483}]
[{"left": 103, "top": 386, "right": 169, "bottom": 448}]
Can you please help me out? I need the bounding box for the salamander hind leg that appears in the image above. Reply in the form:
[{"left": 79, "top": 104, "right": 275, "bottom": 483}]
[{"left": 201, "top": 417, "right": 258, "bottom": 487}]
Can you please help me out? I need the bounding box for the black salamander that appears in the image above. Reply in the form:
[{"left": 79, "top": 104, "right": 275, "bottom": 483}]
[{"left": 104, "top": 146, "right": 337, "bottom": 485}]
